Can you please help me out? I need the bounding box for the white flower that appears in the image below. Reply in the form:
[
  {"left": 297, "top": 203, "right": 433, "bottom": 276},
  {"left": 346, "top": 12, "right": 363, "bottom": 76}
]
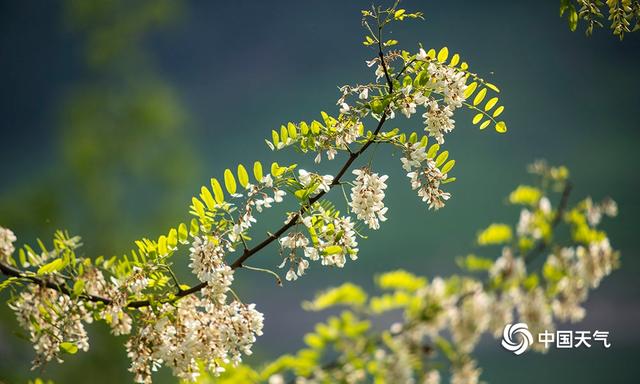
[
  {"left": 188, "top": 236, "right": 234, "bottom": 303},
  {"left": 298, "top": 169, "right": 334, "bottom": 194},
  {"left": 359, "top": 88, "right": 369, "bottom": 100},
  {"left": 126, "top": 298, "right": 263, "bottom": 383},
  {"left": 416, "top": 48, "right": 428, "bottom": 61},
  {"left": 406, "top": 160, "right": 451, "bottom": 210},
  {"left": 274, "top": 189, "right": 286, "bottom": 202},
  {"left": 349, "top": 168, "right": 389, "bottom": 230},
  {"left": 285, "top": 268, "right": 298, "bottom": 281},
  {"left": 10, "top": 285, "right": 91, "bottom": 368},
  {"left": 400, "top": 143, "right": 427, "bottom": 172},
  {"left": 0, "top": 226, "right": 17, "bottom": 260},
  {"left": 339, "top": 102, "right": 350, "bottom": 114},
  {"left": 400, "top": 98, "right": 417, "bottom": 118},
  {"left": 451, "top": 359, "right": 481, "bottom": 384},
  {"left": 423, "top": 100, "right": 455, "bottom": 144}
]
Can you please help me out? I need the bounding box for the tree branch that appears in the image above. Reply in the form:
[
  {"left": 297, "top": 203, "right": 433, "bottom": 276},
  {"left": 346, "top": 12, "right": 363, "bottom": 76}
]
[{"left": 0, "top": 42, "right": 396, "bottom": 311}]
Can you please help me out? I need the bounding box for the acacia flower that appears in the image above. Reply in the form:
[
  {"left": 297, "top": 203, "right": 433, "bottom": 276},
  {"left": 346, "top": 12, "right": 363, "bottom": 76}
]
[{"left": 349, "top": 168, "right": 389, "bottom": 230}]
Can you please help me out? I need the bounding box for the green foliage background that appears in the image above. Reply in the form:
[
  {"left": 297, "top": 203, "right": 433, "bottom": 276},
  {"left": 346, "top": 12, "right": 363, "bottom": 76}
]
[{"left": 0, "top": 0, "right": 638, "bottom": 382}]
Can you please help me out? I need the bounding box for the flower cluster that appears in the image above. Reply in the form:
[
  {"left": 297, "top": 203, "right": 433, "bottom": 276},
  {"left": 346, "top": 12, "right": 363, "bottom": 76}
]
[
  {"left": 126, "top": 295, "right": 264, "bottom": 383},
  {"left": 228, "top": 174, "right": 287, "bottom": 243},
  {"left": 0, "top": 226, "right": 16, "bottom": 260},
  {"left": 10, "top": 285, "right": 91, "bottom": 367},
  {"left": 349, "top": 168, "right": 389, "bottom": 229},
  {"left": 279, "top": 231, "right": 312, "bottom": 281},
  {"left": 124, "top": 234, "right": 263, "bottom": 383},
  {"left": 399, "top": 143, "right": 452, "bottom": 210},
  {"left": 423, "top": 100, "right": 455, "bottom": 145},
  {"left": 278, "top": 204, "right": 360, "bottom": 281},
  {"left": 189, "top": 235, "right": 234, "bottom": 302},
  {"left": 298, "top": 169, "right": 334, "bottom": 194}
]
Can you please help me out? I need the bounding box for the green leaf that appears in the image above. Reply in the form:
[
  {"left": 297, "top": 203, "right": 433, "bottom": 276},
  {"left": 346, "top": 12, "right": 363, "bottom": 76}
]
[
  {"left": 437, "top": 47, "right": 449, "bottom": 63},
  {"left": 495, "top": 121, "right": 508, "bottom": 133},
  {"left": 287, "top": 122, "right": 297, "bottom": 139},
  {"left": 191, "top": 197, "right": 205, "bottom": 217},
  {"left": 484, "top": 97, "right": 499, "bottom": 111},
  {"left": 456, "top": 254, "right": 493, "bottom": 271},
  {"left": 441, "top": 159, "right": 456, "bottom": 174},
  {"left": 300, "top": 121, "right": 309, "bottom": 135},
  {"left": 464, "top": 82, "right": 478, "bottom": 98},
  {"left": 158, "top": 235, "right": 168, "bottom": 256},
  {"left": 449, "top": 53, "right": 460, "bottom": 67},
  {"left": 237, "top": 164, "right": 249, "bottom": 188},
  {"left": 253, "top": 161, "right": 264, "bottom": 182},
  {"left": 435, "top": 151, "right": 449, "bottom": 167},
  {"left": 178, "top": 223, "right": 189, "bottom": 244},
  {"left": 323, "top": 245, "right": 343, "bottom": 255},
  {"left": 60, "top": 342, "right": 78, "bottom": 354},
  {"left": 426, "top": 144, "right": 440, "bottom": 159},
  {"left": 473, "top": 88, "right": 487, "bottom": 106},
  {"left": 167, "top": 228, "right": 178, "bottom": 249},
  {"left": 210, "top": 178, "right": 225, "bottom": 203},
  {"left": 371, "top": 99, "right": 384, "bottom": 114},
  {"left": 568, "top": 5, "right": 578, "bottom": 32},
  {"left": 492, "top": 105, "right": 505, "bottom": 117},
  {"left": 224, "top": 169, "right": 237, "bottom": 195},
  {"left": 279, "top": 125, "right": 288, "bottom": 142},
  {"left": 477, "top": 223, "right": 513, "bottom": 245},
  {"left": 200, "top": 186, "right": 216, "bottom": 210},
  {"left": 37, "top": 258, "right": 66, "bottom": 275},
  {"left": 302, "top": 283, "right": 367, "bottom": 311},
  {"left": 189, "top": 219, "right": 200, "bottom": 236},
  {"left": 73, "top": 280, "right": 85, "bottom": 296}
]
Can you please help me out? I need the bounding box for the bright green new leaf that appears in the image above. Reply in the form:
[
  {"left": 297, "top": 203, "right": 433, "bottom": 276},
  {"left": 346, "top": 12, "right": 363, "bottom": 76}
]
[
  {"left": 437, "top": 47, "right": 449, "bottom": 63},
  {"left": 200, "top": 186, "right": 216, "bottom": 210},
  {"left": 224, "top": 169, "right": 237, "bottom": 194},
  {"left": 495, "top": 121, "right": 508, "bottom": 133},
  {"left": 280, "top": 125, "right": 288, "bottom": 142},
  {"left": 178, "top": 223, "right": 189, "bottom": 244},
  {"left": 324, "top": 245, "right": 343, "bottom": 255},
  {"left": 237, "top": 164, "right": 249, "bottom": 188},
  {"left": 73, "top": 279, "right": 85, "bottom": 296},
  {"left": 450, "top": 53, "right": 460, "bottom": 67},
  {"left": 253, "top": 161, "right": 264, "bottom": 182},
  {"left": 484, "top": 97, "right": 498, "bottom": 111},
  {"left": 477, "top": 223, "right": 513, "bottom": 245},
  {"left": 37, "top": 258, "right": 66, "bottom": 275},
  {"left": 210, "top": 178, "right": 225, "bottom": 203},
  {"left": 302, "top": 283, "right": 367, "bottom": 311},
  {"left": 191, "top": 197, "right": 205, "bottom": 217},
  {"left": 435, "top": 151, "right": 449, "bottom": 167},
  {"left": 287, "top": 122, "right": 297, "bottom": 139},
  {"left": 60, "top": 342, "right": 78, "bottom": 354},
  {"left": 426, "top": 144, "right": 439, "bottom": 159},
  {"left": 464, "top": 82, "right": 478, "bottom": 98},
  {"left": 441, "top": 159, "right": 456, "bottom": 174},
  {"left": 473, "top": 88, "right": 487, "bottom": 106}
]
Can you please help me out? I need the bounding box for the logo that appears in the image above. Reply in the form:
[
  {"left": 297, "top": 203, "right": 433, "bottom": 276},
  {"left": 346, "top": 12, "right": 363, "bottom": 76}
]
[{"left": 501, "top": 323, "right": 533, "bottom": 355}]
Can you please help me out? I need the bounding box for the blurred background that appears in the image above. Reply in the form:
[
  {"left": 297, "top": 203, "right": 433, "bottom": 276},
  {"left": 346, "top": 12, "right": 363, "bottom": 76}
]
[{"left": 0, "top": 0, "right": 638, "bottom": 382}]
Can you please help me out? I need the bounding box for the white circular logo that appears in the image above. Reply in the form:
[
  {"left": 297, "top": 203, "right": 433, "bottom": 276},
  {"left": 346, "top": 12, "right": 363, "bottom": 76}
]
[{"left": 501, "top": 323, "right": 533, "bottom": 355}]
